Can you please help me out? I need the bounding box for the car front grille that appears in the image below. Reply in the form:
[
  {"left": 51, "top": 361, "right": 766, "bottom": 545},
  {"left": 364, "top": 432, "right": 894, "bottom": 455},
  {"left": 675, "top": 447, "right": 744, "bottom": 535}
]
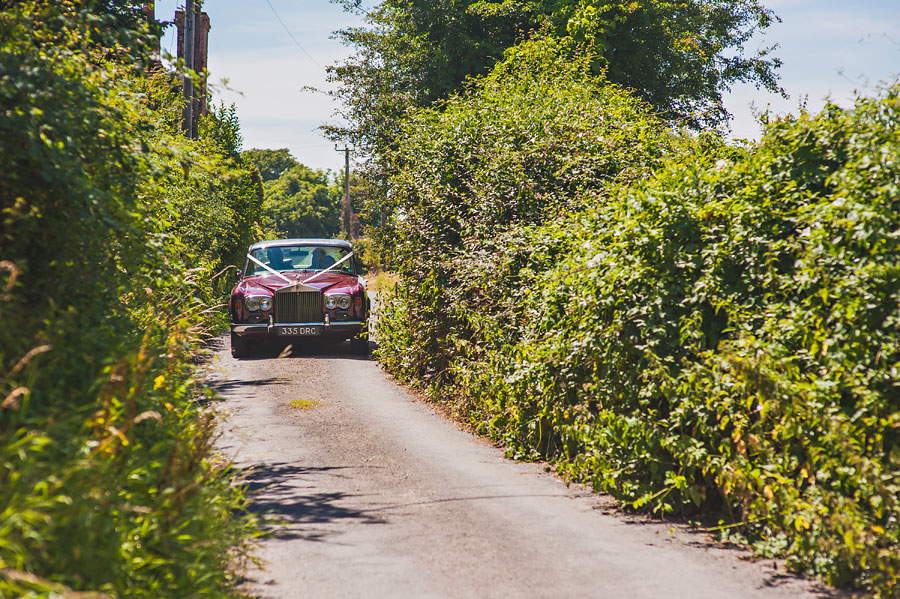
[{"left": 275, "top": 289, "right": 323, "bottom": 323}]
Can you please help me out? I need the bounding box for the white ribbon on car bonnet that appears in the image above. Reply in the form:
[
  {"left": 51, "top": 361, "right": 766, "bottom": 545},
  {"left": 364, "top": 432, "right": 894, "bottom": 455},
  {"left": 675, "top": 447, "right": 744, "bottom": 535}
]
[
  {"left": 245, "top": 250, "right": 354, "bottom": 286},
  {"left": 246, "top": 252, "right": 294, "bottom": 284}
]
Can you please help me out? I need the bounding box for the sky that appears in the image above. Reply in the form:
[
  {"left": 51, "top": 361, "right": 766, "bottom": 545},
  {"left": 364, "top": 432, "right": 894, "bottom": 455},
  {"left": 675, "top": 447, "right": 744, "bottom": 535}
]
[
  {"left": 724, "top": 0, "right": 900, "bottom": 140},
  {"left": 154, "top": 0, "right": 900, "bottom": 173}
]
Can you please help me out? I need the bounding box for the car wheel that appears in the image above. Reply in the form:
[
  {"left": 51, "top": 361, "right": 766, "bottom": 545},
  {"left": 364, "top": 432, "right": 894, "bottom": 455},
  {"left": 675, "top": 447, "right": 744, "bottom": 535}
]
[
  {"left": 231, "top": 332, "right": 252, "bottom": 358},
  {"left": 350, "top": 335, "right": 369, "bottom": 356}
]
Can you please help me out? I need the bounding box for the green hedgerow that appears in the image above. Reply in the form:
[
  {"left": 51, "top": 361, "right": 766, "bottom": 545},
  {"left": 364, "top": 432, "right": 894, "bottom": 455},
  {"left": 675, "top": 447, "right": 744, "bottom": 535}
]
[
  {"left": 0, "top": 2, "right": 261, "bottom": 596},
  {"left": 375, "top": 32, "right": 900, "bottom": 597}
]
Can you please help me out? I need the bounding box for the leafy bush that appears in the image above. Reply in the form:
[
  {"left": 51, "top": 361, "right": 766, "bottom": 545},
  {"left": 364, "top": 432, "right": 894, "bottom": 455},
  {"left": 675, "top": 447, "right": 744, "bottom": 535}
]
[
  {"left": 377, "top": 37, "right": 680, "bottom": 387},
  {"left": 0, "top": 2, "right": 260, "bottom": 596},
  {"left": 375, "top": 32, "right": 900, "bottom": 596}
]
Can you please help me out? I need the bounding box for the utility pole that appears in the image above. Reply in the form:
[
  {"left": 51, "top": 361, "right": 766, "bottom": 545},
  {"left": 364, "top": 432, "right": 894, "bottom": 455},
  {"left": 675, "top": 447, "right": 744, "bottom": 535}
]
[
  {"left": 182, "top": 0, "right": 195, "bottom": 138},
  {"left": 335, "top": 144, "right": 353, "bottom": 238}
]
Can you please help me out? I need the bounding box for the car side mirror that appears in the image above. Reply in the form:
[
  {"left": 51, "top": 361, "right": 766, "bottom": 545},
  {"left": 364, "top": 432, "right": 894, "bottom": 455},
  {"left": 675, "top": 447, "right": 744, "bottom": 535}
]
[{"left": 235, "top": 268, "right": 243, "bottom": 281}]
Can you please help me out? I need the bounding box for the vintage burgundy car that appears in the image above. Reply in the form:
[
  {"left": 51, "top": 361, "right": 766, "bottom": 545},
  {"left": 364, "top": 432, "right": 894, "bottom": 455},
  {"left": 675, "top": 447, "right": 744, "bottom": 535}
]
[{"left": 229, "top": 239, "right": 369, "bottom": 357}]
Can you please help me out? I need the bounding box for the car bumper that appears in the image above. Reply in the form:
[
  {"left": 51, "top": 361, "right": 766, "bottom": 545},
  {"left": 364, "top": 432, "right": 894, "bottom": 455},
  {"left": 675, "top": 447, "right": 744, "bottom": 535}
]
[{"left": 231, "top": 321, "right": 366, "bottom": 338}]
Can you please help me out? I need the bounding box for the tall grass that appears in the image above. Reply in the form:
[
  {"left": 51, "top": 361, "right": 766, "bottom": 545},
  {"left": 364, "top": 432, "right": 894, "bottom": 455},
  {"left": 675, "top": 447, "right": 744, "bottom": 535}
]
[{"left": 0, "top": 2, "right": 262, "bottom": 596}]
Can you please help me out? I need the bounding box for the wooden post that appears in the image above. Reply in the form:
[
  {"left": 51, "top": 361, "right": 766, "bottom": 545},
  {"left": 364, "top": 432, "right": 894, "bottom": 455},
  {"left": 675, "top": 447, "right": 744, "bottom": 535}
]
[{"left": 336, "top": 145, "right": 352, "bottom": 238}]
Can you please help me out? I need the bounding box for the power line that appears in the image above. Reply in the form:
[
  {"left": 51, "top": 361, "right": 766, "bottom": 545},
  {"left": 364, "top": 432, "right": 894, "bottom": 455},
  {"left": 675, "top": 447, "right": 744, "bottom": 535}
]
[{"left": 263, "top": 0, "right": 323, "bottom": 68}]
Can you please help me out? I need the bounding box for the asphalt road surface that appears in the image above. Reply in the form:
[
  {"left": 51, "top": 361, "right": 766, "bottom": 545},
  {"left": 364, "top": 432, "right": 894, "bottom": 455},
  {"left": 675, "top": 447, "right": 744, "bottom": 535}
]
[{"left": 208, "top": 337, "right": 845, "bottom": 599}]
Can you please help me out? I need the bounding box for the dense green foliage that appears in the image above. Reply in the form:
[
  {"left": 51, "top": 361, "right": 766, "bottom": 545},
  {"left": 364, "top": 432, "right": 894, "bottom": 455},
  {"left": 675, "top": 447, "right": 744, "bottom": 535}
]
[
  {"left": 374, "top": 39, "right": 900, "bottom": 596},
  {"left": 328, "top": 0, "right": 781, "bottom": 160},
  {"left": 375, "top": 38, "right": 679, "bottom": 374},
  {"left": 563, "top": 0, "right": 781, "bottom": 128},
  {"left": 0, "top": 2, "right": 261, "bottom": 596},
  {"left": 241, "top": 149, "right": 343, "bottom": 239},
  {"left": 242, "top": 147, "right": 299, "bottom": 182}
]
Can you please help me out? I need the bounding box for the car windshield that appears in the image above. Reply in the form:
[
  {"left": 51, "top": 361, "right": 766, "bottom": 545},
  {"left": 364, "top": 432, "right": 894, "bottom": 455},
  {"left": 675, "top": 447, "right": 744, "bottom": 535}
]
[{"left": 248, "top": 245, "right": 354, "bottom": 275}]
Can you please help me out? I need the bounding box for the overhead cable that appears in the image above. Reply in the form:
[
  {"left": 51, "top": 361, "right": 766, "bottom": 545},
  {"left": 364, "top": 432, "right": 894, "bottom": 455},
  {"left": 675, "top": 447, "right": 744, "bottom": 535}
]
[{"left": 263, "top": 0, "right": 323, "bottom": 68}]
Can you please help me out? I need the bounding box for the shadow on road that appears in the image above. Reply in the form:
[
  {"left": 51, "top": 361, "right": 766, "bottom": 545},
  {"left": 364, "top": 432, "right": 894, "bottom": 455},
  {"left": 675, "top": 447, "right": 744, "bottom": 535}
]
[
  {"left": 207, "top": 377, "right": 288, "bottom": 397},
  {"left": 236, "top": 461, "right": 387, "bottom": 542},
  {"left": 233, "top": 338, "right": 378, "bottom": 362}
]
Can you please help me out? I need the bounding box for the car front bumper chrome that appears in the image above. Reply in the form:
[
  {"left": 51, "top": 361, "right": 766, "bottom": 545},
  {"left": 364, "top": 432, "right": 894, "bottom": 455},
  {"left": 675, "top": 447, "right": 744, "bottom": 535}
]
[{"left": 231, "top": 321, "right": 366, "bottom": 335}]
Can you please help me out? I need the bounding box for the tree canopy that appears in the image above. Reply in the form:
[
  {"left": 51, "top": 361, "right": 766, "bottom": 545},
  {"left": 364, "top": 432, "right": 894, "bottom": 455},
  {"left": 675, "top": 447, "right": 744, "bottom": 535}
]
[
  {"left": 327, "top": 0, "right": 545, "bottom": 156},
  {"left": 327, "top": 0, "right": 783, "bottom": 156},
  {"left": 242, "top": 148, "right": 300, "bottom": 182},
  {"left": 562, "top": 0, "right": 782, "bottom": 128},
  {"left": 252, "top": 158, "right": 343, "bottom": 239}
]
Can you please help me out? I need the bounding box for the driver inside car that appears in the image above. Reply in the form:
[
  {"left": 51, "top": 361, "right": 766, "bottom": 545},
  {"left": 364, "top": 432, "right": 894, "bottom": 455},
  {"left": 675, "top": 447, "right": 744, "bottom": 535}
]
[
  {"left": 311, "top": 247, "right": 335, "bottom": 270},
  {"left": 266, "top": 247, "right": 292, "bottom": 271}
]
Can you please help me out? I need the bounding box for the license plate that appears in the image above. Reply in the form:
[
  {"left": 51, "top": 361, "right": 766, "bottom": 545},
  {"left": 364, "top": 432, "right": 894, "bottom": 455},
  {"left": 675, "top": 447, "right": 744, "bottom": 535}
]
[{"left": 277, "top": 326, "right": 321, "bottom": 336}]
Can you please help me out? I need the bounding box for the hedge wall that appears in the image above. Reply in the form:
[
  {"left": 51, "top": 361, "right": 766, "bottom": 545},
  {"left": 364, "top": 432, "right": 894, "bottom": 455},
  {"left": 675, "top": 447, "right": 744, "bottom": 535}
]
[
  {"left": 1, "top": 3, "right": 261, "bottom": 596},
  {"left": 375, "top": 37, "right": 900, "bottom": 596}
]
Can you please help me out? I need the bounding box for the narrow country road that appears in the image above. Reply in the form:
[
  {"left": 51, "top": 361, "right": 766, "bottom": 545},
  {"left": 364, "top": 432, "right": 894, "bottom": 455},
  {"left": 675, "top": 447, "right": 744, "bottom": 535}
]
[{"left": 208, "top": 337, "right": 843, "bottom": 599}]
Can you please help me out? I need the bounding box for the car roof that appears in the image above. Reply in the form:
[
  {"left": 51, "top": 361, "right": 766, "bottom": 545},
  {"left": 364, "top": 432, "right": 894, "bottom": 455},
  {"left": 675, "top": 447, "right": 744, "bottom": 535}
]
[{"left": 248, "top": 238, "right": 352, "bottom": 252}]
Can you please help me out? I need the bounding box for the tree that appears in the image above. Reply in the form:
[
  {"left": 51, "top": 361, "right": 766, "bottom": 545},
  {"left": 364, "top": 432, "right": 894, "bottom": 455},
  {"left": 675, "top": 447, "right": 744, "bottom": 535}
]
[
  {"left": 261, "top": 164, "right": 342, "bottom": 238},
  {"left": 327, "top": 0, "right": 544, "bottom": 156},
  {"left": 242, "top": 148, "right": 300, "bottom": 182},
  {"left": 562, "top": 0, "right": 782, "bottom": 128},
  {"left": 328, "top": 0, "right": 782, "bottom": 153}
]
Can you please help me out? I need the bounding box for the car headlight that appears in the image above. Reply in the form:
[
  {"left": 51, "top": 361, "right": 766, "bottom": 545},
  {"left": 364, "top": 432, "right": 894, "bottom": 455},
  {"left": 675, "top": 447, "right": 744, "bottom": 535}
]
[
  {"left": 245, "top": 295, "right": 272, "bottom": 311},
  {"left": 325, "top": 293, "right": 351, "bottom": 310}
]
